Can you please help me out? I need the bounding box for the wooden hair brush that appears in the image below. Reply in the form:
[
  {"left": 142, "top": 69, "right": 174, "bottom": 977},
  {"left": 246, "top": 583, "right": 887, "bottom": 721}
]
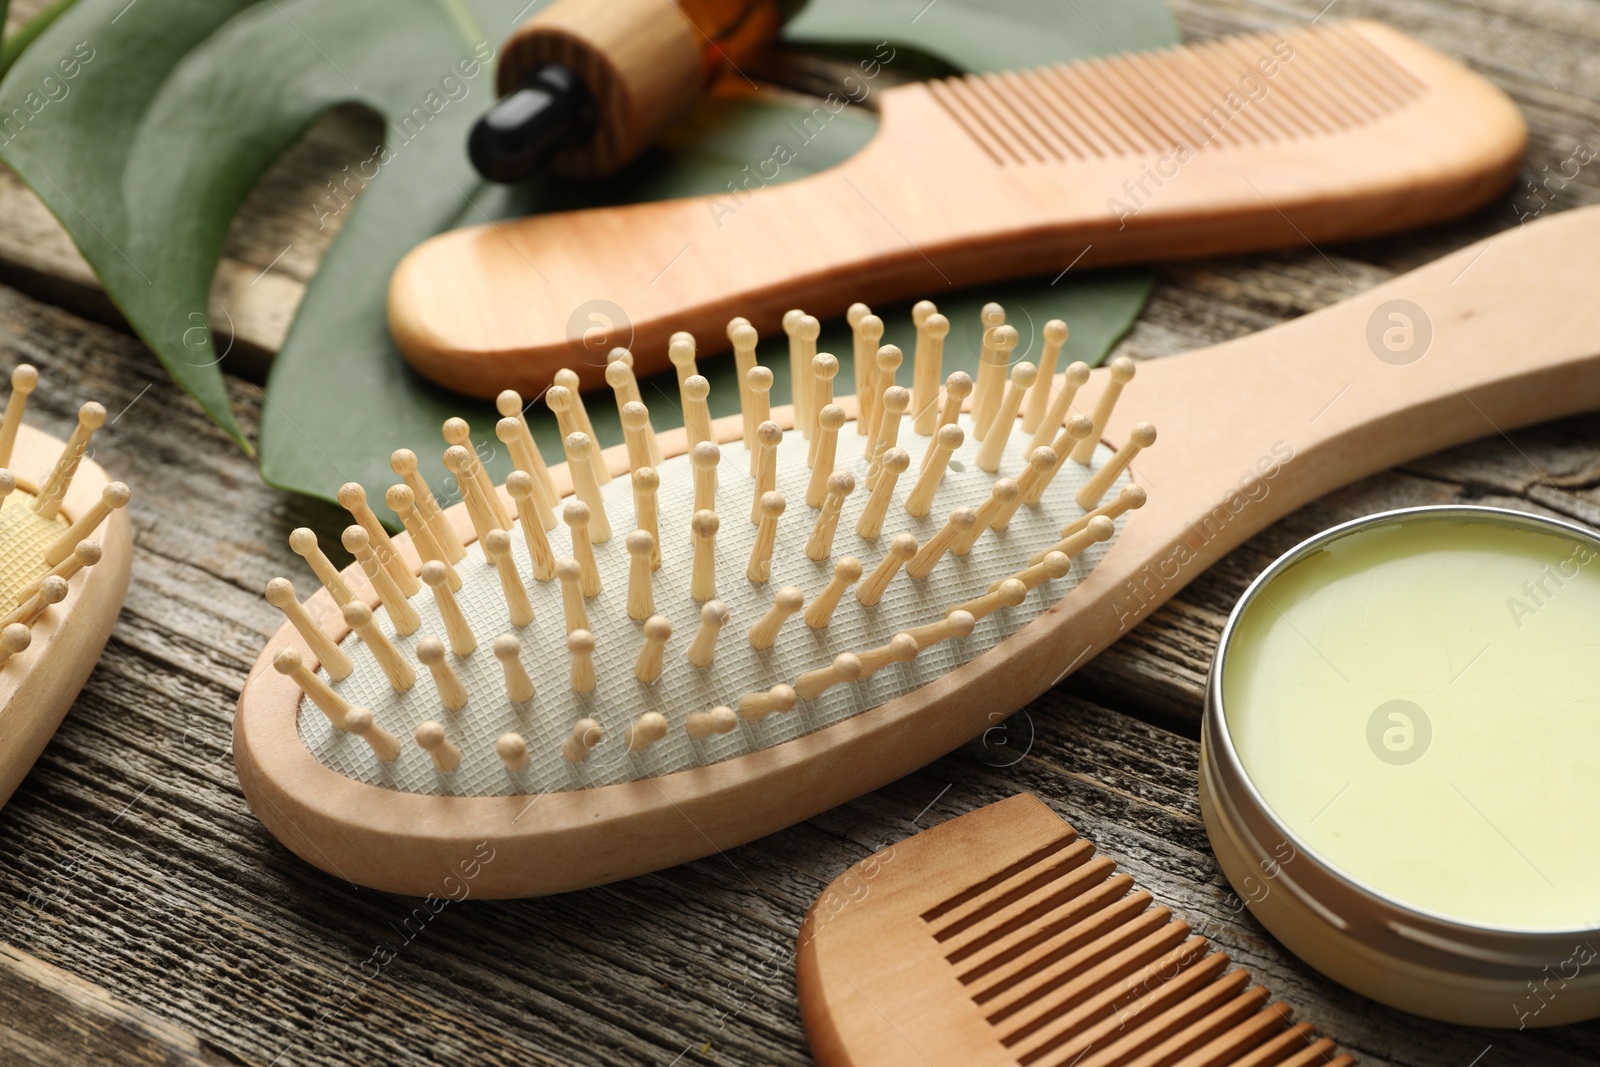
[
  {"left": 0, "top": 365, "right": 133, "bottom": 812},
  {"left": 237, "top": 205, "right": 1600, "bottom": 898},
  {"left": 388, "top": 19, "right": 1526, "bottom": 397},
  {"left": 797, "top": 793, "right": 1354, "bottom": 1067}
]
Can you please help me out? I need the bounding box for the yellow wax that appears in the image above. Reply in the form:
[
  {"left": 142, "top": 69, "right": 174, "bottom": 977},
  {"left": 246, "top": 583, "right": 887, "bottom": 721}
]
[{"left": 1223, "top": 514, "right": 1600, "bottom": 931}]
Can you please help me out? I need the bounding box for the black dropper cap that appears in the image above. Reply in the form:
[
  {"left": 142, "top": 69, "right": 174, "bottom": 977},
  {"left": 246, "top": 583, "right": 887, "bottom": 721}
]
[{"left": 468, "top": 64, "right": 598, "bottom": 183}]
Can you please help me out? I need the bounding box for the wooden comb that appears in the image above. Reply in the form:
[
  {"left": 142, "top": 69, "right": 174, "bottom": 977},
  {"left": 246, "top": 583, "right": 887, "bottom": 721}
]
[
  {"left": 0, "top": 365, "right": 133, "bottom": 812},
  {"left": 798, "top": 794, "right": 1354, "bottom": 1067},
  {"left": 236, "top": 206, "right": 1600, "bottom": 899},
  {"left": 387, "top": 19, "right": 1526, "bottom": 397}
]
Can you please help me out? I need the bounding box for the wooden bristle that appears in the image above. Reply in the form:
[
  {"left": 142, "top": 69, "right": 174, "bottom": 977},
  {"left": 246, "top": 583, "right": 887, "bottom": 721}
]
[
  {"left": 422, "top": 560, "right": 476, "bottom": 655},
  {"left": 610, "top": 359, "right": 664, "bottom": 469},
  {"left": 563, "top": 502, "right": 602, "bottom": 599},
  {"left": 344, "top": 525, "right": 420, "bottom": 636},
  {"left": 908, "top": 424, "right": 964, "bottom": 518},
  {"left": 955, "top": 478, "right": 1019, "bottom": 555},
  {"left": 274, "top": 646, "right": 352, "bottom": 729},
  {"left": 805, "top": 556, "right": 862, "bottom": 630},
  {"left": 975, "top": 361, "right": 1038, "bottom": 473},
  {"left": 747, "top": 491, "right": 785, "bottom": 584},
  {"left": 691, "top": 441, "right": 720, "bottom": 514},
  {"left": 746, "top": 367, "right": 774, "bottom": 474},
  {"left": 342, "top": 600, "right": 415, "bottom": 692},
  {"left": 0, "top": 363, "right": 38, "bottom": 469},
  {"left": 907, "top": 508, "right": 977, "bottom": 580},
  {"left": 926, "top": 371, "right": 974, "bottom": 466},
  {"left": 563, "top": 432, "right": 613, "bottom": 541},
  {"left": 626, "top": 530, "right": 656, "bottom": 620},
  {"left": 1022, "top": 319, "right": 1069, "bottom": 435},
  {"left": 796, "top": 652, "right": 863, "bottom": 701},
  {"left": 416, "top": 636, "right": 469, "bottom": 712},
  {"left": 494, "top": 633, "right": 536, "bottom": 703},
  {"left": 1026, "top": 359, "right": 1091, "bottom": 457},
  {"left": 955, "top": 577, "right": 1028, "bottom": 621},
  {"left": 851, "top": 312, "right": 884, "bottom": 435},
  {"left": 626, "top": 711, "right": 669, "bottom": 752},
  {"left": 495, "top": 419, "right": 558, "bottom": 531},
  {"left": 497, "top": 732, "right": 531, "bottom": 771},
  {"left": 0, "top": 469, "right": 12, "bottom": 519},
  {"left": 562, "top": 718, "right": 602, "bottom": 762},
  {"left": 343, "top": 707, "right": 401, "bottom": 762},
  {"left": 443, "top": 417, "right": 514, "bottom": 526},
  {"left": 633, "top": 615, "right": 673, "bottom": 683},
  {"left": 749, "top": 586, "right": 804, "bottom": 650},
  {"left": 906, "top": 609, "right": 975, "bottom": 651},
  {"left": 632, "top": 467, "right": 662, "bottom": 570},
  {"left": 999, "top": 448, "right": 1057, "bottom": 531},
  {"left": 1026, "top": 413, "right": 1094, "bottom": 505},
  {"left": 686, "top": 706, "right": 738, "bottom": 739},
  {"left": 739, "top": 683, "right": 796, "bottom": 722},
  {"left": 857, "top": 533, "right": 917, "bottom": 607},
  {"left": 392, "top": 448, "right": 466, "bottom": 563},
  {"left": 549, "top": 386, "right": 611, "bottom": 487},
  {"left": 806, "top": 471, "right": 855, "bottom": 562},
  {"left": 0, "top": 623, "right": 31, "bottom": 669},
  {"left": 389, "top": 483, "right": 463, "bottom": 589},
  {"left": 445, "top": 444, "right": 497, "bottom": 546},
  {"left": 496, "top": 389, "right": 560, "bottom": 506},
  {"left": 864, "top": 344, "right": 903, "bottom": 453},
  {"left": 3, "top": 576, "right": 69, "bottom": 629},
  {"left": 567, "top": 630, "right": 596, "bottom": 693},
  {"left": 788, "top": 314, "right": 820, "bottom": 435},
  {"left": 856, "top": 632, "right": 919, "bottom": 679},
  {"left": 265, "top": 577, "right": 353, "bottom": 682},
  {"left": 751, "top": 421, "right": 782, "bottom": 523},
  {"left": 414, "top": 720, "right": 461, "bottom": 772},
  {"left": 486, "top": 528, "right": 536, "bottom": 626},
  {"left": 669, "top": 332, "right": 699, "bottom": 388},
  {"left": 33, "top": 401, "right": 104, "bottom": 520},
  {"left": 807, "top": 405, "right": 846, "bottom": 507},
  {"left": 289, "top": 528, "right": 356, "bottom": 607},
  {"left": 856, "top": 447, "right": 910, "bottom": 540},
  {"left": 683, "top": 374, "right": 714, "bottom": 449},
  {"left": 691, "top": 510, "right": 719, "bottom": 602},
  {"left": 504, "top": 471, "right": 557, "bottom": 580},
  {"left": 1077, "top": 422, "right": 1156, "bottom": 509},
  {"left": 1071, "top": 356, "right": 1137, "bottom": 465},
  {"left": 556, "top": 558, "right": 589, "bottom": 635},
  {"left": 729, "top": 320, "right": 760, "bottom": 447},
  {"left": 970, "top": 305, "right": 1011, "bottom": 441},
  {"left": 686, "top": 599, "right": 728, "bottom": 668},
  {"left": 339, "top": 481, "right": 420, "bottom": 596},
  {"left": 43, "top": 480, "right": 128, "bottom": 568},
  {"left": 808, "top": 354, "right": 840, "bottom": 464},
  {"left": 867, "top": 386, "right": 910, "bottom": 488},
  {"left": 19, "top": 539, "right": 98, "bottom": 604},
  {"left": 1027, "top": 514, "right": 1118, "bottom": 571},
  {"left": 911, "top": 303, "right": 950, "bottom": 434}
]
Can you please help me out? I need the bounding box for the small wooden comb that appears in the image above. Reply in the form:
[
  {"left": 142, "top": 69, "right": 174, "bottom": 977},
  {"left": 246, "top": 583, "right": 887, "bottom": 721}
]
[
  {"left": 798, "top": 794, "right": 1355, "bottom": 1067},
  {"left": 388, "top": 19, "right": 1525, "bottom": 396},
  {"left": 0, "top": 364, "right": 133, "bottom": 812}
]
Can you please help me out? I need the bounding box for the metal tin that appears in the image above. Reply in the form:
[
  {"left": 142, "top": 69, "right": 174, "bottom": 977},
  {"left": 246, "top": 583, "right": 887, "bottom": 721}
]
[{"left": 1200, "top": 505, "right": 1600, "bottom": 1028}]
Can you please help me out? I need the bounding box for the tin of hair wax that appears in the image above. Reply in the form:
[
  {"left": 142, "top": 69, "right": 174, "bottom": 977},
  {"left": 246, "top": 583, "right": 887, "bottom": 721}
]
[{"left": 1201, "top": 506, "right": 1600, "bottom": 1027}]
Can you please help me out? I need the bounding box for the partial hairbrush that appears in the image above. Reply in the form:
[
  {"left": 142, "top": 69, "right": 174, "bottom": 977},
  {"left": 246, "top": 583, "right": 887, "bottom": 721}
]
[
  {"left": 388, "top": 19, "right": 1526, "bottom": 396},
  {"left": 238, "top": 207, "right": 1600, "bottom": 898},
  {"left": 797, "top": 793, "right": 1355, "bottom": 1067},
  {"left": 0, "top": 364, "right": 133, "bottom": 812}
]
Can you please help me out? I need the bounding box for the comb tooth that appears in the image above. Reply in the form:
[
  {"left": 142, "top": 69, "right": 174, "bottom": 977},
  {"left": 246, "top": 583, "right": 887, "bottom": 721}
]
[
  {"left": 911, "top": 308, "right": 950, "bottom": 434},
  {"left": 626, "top": 712, "right": 669, "bottom": 752},
  {"left": 504, "top": 472, "right": 556, "bottom": 581},
  {"left": 866, "top": 387, "right": 909, "bottom": 489},
  {"left": 1162, "top": 997, "right": 1298, "bottom": 1067},
  {"left": 343, "top": 707, "right": 401, "bottom": 763},
  {"left": 609, "top": 359, "right": 664, "bottom": 470},
  {"left": 987, "top": 70, "right": 1083, "bottom": 162},
  {"left": 999, "top": 448, "right": 1057, "bottom": 531},
  {"left": 924, "top": 372, "right": 974, "bottom": 471},
  {"left": 970, "top": 307, "right": 1012, "bottom": 441},
  {"left": 999, "top": 69, "right": 1098, "bottom": 161},
  {"left": 955, "top": 479, "right": 1019, "bottom": 555},
  {"left": 1020, "top": 517, "right": 1116, "bottom": 582},
  {"left": 905, "top": 608, "right": 976, "bottom": 652},
  {"left": 548, "top": 386, "right": 611, "bottom": 487},
  {"left": 746, "top": 491, "right": 785, "bottom": 584},
  {"left": 1027, "top": 414, "right": 1094, "bottom": 505},
  {"left": 806, "top": 471, "right": 855, "bottom": 561},
  {"left": 863, "top": 346, "right": 903, "bottom": 459},
  {"left": 493, "top": 633, "right": 535, "bottom": 703},
  {"left": 807, "top": 355, "right": 839, "bottom": 466},
  {"left": 43, "top": 481, "right": 128, "bottom": 567},
  {"left": 1077, "top": 423, "right": 1156, "bottom": 510},
  {"left": 805, "top": 556, "right": 861, "bottom": 630},
  {"left": 634, "top": 615, "right": 672, "bottom": 683},
  {"left": 625, "top": 530, "right": 656, "bottom": 620},
  {"left": 857, "top": 533, "right": 917, "bottom": 607},
  {"left": 745, "top": 369, "right": 774, "bottom": 475},
  {"left": 690, "top": 510, "right": 719, "bottom": 602},
  {"left": 1022, "top": 321, "right": 1068, "bottom": 435},
  {"left": 562, "top": 717, "right": 602, "bottom": 761},
  {"left": 1087, "top": 986, "right": 1277, "bottom": 1067},
  {"left": 908, "top": 424, "right": 965, "bottom": 517},
  {"left": 691, "top": 440, "right": 720, "bottom": 513},
  {"left": 289, "top": 529, "right": 356, "bottom": 608},
  {"left": 669, "top": 331, "right": 698, "bottom": 389},
  {"left": 392, "top": 449, "right": 467, "bottom": 563},
  {"left": 907, "top": 507, "right": 977, "bottom": 581},
  {"left": 32, "top": 401, "right": 104, "bottom": 519},
  {"left": 342, "top": 601, "right": 415, "bottom": 691},
  {"left": 960, "top": 878, "right": 1150, "bottom": 993},
  {"left": 686, "top": 599, "right": 728, "bottom": 668},
  {"left": 343, "top": 526, "right": 420, "bottom": 636},
  {"left": 1034, "top": 64, "right": 1134, "bottom": 155},
  {"left": 420, "top": 561, "right": 476, "bottom": 656},
  {"left": 1271, "top": 1038, "right": 1350, "bottom": 1067},
  {"left": 266, "top": 577, "right": 352, "bottom": 681},
  {"left": 415, "top": 636, "right": 468, "bottom": 712},
  {"left": 0, "top": 624, "right": 30, "bottom": 669},
  {"left": 0, "top": 364, "right": 37, "bottom": 468},
  {"left": 562, "top": 433, "right": 612, "bottom": 541},
  {"left": 562, "top": 502, "right": 602, "bottom": 599},
  {"left": 683, "top": 375, "right": 714, "bottom": 449},
  {"left": 444, "top": 445, "right": 499, "bottom": 548},
  {"left": 443, "top": 418, "right": 514, "bottom": 526},
  {"left": 855, "top": 632, "right": 920, "bottom": 679},
  {"left": 414, "top": 721, "right": 461, "bottom": 772},
  {"left": 566, "top": 630, "right": 596, "bottom": 693},
  {"left": 486, "top": 529, "right": 536, "bottom": 627},
  {"left": 18, "top": 539, "right": 98, "bottom": 604},
  {"left": 977, "top": 362, "right": 1038, "bottom": 473},
  {"left": 927, "top": 78, "right": 1014, "bottom": 165},
  {"left": 556, "top": 558, "right": 589, "bottom": 634},
  {"left": 728, "top": 320, "right": 760, "bottom": 447},
  {"left": 1221, "top": 1022, "right": 1318, "bottom": 1067},
  {"left": 748, "top": 586, "right": 803, "bottom": 650},
  {"left": 750, "top": 421, "right": 782, "bottom": 523},
  {"left": 685, "top": 706, "right": 737, "bottom": 739},
  {"left": 956, "top": 577, "right": 1028, "bottom": 622},
  {"left": 739, "top": 683, "right": 796, "bottom": 722},
  {"left": 850, "top": 312, "right": 884, "bottom": 434},
  {"left": 274, "top": 647, "right": 352, "bottom": 729},
  {"left": 1071, "top": 358, "right": 1136, "bottom": 465},
  {"left": 795, "top": 652, "right": 863, "bottom": 701},
  {"left": 494, "top": 392, "right": 559, "bottom": 514},
  {"left": 496, "top": 732, "right": 530, "bottom": 771},
  {"left": 856, "top": 447, "right": 910, "bottom": 540},
  {"left": 495, "top": 419, "right": 559, "bottom": 531},
  {"left": 388, "top": 484, "right": 462, "bottom": 589},
  {"left": 806, "top": 406, "right": 846, "bottom": 507},
  {"left": 632, "top": 468, "right": 661, "bottom": 570}
]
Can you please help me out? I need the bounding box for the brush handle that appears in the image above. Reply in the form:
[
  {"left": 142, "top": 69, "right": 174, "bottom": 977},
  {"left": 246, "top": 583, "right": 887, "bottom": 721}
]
[{"left": 391, "top": 20, "right": 1525, "bottom": 396}]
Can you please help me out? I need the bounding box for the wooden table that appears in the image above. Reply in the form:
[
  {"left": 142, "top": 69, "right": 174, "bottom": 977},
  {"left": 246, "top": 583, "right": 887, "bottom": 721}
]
[{"left": 2, "top": 0, "right": 1598, "bottom": 1064}]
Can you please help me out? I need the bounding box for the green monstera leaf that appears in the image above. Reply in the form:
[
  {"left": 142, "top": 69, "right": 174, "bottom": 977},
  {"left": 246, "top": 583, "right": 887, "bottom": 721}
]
[{"left": 0, "top": 0, "right": 1174, "bottom": 509}]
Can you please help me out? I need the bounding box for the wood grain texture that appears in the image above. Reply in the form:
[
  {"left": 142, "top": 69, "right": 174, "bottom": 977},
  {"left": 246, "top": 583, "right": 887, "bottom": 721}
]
[{"left": 0, "top": 0, "right": 1597, "bottom": 1063}]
